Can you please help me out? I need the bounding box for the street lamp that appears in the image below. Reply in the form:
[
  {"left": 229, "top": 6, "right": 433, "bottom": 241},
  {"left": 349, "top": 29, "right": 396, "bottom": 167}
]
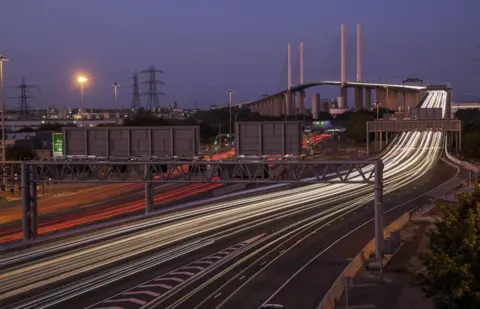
[
  {"left": 113, "top": 82, "right": 119, "bottom": 126},
  {"left": 0, "top": 54, "right": 8, "bottom": 190},
  {"left": 375, "top": 102, "right": 381, "bottom": 120},
  {"left": 77, "top": 75, "right": 88, "bottom": 126},
  {"left": 228, "top": 89, "right": 232, "bottom": 145}
]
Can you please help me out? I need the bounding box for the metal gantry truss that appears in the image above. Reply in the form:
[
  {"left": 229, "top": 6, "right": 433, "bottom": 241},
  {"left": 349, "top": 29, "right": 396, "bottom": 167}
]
[
  {"left": 19, "top": 160, "right": 379, "bottom": 184},
  {"left": 13, "top": 159, "right": 384, "bottom": 260}
]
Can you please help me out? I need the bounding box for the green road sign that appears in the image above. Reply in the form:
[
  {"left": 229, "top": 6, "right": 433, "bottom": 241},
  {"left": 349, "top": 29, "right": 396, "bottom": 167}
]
[{"left": 52, "top": 133, "right": 63, "bottom": 156}]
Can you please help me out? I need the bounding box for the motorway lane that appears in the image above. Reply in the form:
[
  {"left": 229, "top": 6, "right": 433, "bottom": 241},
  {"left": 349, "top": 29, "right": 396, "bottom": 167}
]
[
  {"left": 42, "top": 159, "right": 456, "bottom": 309},
  {"left": 194, "top": 160, "right": 458, "bottom": 309},
  {"left": 0, "top": 182, "right": 223, "bottom": 244}
]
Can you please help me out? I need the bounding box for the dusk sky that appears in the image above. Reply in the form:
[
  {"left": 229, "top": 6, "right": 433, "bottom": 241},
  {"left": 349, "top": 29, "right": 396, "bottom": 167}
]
[{"left": 1, "top": 0, "right": 479, "bottom": 110}]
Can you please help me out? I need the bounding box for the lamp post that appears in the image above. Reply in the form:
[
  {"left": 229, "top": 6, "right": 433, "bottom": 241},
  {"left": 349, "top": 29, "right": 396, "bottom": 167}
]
[
  {"left": 77, "top": 76, "right": 88, "bottom": 126},
  {"left": 228, "top": 89, "right": 232, "bottom": 146},
  {"left": 113, "top": 82, "right": 119, "bottom": 126},
  {"left": 0, "top": 55, "right": 8, "bottom": 189}
]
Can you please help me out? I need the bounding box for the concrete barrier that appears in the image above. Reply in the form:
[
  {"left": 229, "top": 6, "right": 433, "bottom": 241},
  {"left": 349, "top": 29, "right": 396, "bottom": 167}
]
[
  {"left": 316, "top": 211, "right": 411, "bottom": 309},
  {"left": 212, "top": 183, "right": 247, "bottom": 197},
  {"left": 445, "top": 146, "right": 479, "bottom": 173}
]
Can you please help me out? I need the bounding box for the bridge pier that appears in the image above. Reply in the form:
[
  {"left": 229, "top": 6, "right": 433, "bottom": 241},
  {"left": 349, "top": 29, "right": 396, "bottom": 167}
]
[
  {"left": 405, "top": 92, "right": 416, "bottom": 111},
  {"left": 354, "top": 88, "right": 363, "bottom": 111},
  {"left": 340, "top": 86, "right": 348, "bottom": 109},
  {"left": 446, "top": 89, "right": 452, "bottom": 118},
  {"left": 286, "top": 92, "right": 294, "bottom": 116},
  {"left": 298, "top": 91, "right": 306, "bottom": 115},
  {"left": 375, "top": 88, "right": 386, "bottom": 108},
  {"left": 386, "top": 90, "right": 398, "bottom": 111},
  {"left": 273, "top": 96, "right": 281, "bottom": 116},
  {"left": 364, "top": 88, "right": 371, "bottom": 109}
]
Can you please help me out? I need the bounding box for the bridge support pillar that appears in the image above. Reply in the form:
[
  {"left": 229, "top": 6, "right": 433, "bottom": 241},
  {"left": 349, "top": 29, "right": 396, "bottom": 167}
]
[
  {"left": 298, "top": 91, "right": 306, "bottom": 115},
  {"left": 340, "top": 86, "right": 348, "bottom": 109},
  {"left": 446, "top": 89, "right": 452, "bottom": 118},
  {"left": 386, "top": 90, "right": 398, "bottom": 111},
  {"left": 354, "top": 88, "right": 363, "bottom": 111},
  {"left": 258, "top": 101, "right": 266, "bottom": 115},
  {"left": 375, "top": 88, "right": 386, "bottom": 108},
  {"left": 405, "top": 92, "right": 415, "bottom": 111},
  {"left": 269, "top": 99, "right": 275, "bottom": 116},
  {"left": 364, "top": 88, "right": 371, "bottom": 109},
  {"left": 273, "top": 96, "right": 281, "bottom": 117},
  {"left": 400, "top": 92, "right": 406, "bottom": 112},
  {"left": 286, "top": 92, "right": 294, "bottom": 117}
]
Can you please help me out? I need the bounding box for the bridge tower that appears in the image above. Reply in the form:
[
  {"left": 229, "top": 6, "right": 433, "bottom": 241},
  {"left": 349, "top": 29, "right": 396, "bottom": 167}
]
[
  {"left": 286, "top": 43, "right": 294, "bottom": 117},
  {"left": 354, "top": 24, "right": 364, "bottom": 111},
  {"left": 340, "top": 24, "right": 348, "bottom": 109},
  {"left": 298, "top": 42, "right": 306, "bottom": 117}
]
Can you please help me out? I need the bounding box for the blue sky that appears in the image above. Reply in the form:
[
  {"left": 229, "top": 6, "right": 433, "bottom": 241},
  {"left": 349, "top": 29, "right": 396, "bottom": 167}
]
[{"left": 1, "top": 0, "right": 479, "bottom": 110}]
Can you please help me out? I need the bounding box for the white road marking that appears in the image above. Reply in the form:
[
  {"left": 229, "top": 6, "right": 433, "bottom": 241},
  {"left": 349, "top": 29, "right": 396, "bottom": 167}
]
[
  {"left": 141, "top": 283, "right": 172, "bottom": 289},
  {"left": 154, "top": 277, "right": 184, "bottom": 283},
  {"left": 123, "top": 290, "right": 160, "bottom": 297},
  {"left": 105, "top": 298, "right": 147, "bottom": 305},
  {"left": 169, "top": 271, "right": 194, "bottom": 276},
  {"left": 214, "top": 293, "right": 222, "bottom": 299},
  {"left": 182, "top": 265, "right": 204, "bottom": 271}
]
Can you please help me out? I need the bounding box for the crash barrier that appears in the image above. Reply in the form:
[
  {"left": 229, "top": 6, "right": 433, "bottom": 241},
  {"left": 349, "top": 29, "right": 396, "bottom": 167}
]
[
  {"left": 316, "top": 212, "right": 410, "bottom": 309},
  {"left": 212, "top": 183, "right": 247, "bottom": 197}
]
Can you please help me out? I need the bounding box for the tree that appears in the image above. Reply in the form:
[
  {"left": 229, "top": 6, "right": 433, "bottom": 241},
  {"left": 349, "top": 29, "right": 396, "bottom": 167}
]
[
  {"left": 6, "top": 144, "right": 37, "bottom": 160},
  {"left": 416, "top": 191, "right": 480, "bottom": 309},
  {"left": 462, "top": 131, "right": 480, "bottom": 158},
  {"left": 345, "top": 111, "right": 374, "bottom": 143}
]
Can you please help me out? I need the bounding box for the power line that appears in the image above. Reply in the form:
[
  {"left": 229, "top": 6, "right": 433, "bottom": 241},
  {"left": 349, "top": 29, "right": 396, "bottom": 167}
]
[{"left": 141, "top": 65, "right": 165, "bottom": 110}]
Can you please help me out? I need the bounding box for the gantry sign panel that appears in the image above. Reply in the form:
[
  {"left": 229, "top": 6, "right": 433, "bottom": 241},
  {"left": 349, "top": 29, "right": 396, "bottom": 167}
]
[
  {"left": 235, "top": 121, "right": 302, "bottom": 156},
  {"left": 367, "top": 119, "right": 461, "bottom": 133},
  {"left": 62, "top": 126, "right": 200, "bottom": 158}
]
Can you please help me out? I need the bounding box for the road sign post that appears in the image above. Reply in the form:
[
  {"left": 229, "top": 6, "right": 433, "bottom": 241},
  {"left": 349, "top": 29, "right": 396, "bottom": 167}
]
[{"left": 374, "top": 159, "right": 384, "bottom": 267}]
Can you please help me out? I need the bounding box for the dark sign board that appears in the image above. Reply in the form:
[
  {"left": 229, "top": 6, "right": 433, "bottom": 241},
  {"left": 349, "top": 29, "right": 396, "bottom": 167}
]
[
  {"left": 411, "top": 108, "right": 443, "bottom": 119},
  {"left": 62, "top": 126, "right": 200, "bottom": 158},
  {"left": 234, "top": 121, "right": 302, "bottom": 156}
]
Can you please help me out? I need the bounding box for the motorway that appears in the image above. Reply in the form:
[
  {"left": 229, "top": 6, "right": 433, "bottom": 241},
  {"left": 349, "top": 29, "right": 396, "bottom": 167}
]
[{"left": 0, "top": 91, "right": 455, "bottom": 308}]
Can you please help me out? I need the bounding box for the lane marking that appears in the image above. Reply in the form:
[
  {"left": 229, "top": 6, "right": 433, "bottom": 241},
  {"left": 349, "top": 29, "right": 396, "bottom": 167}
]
[
  {"left": 154, "top": 277, "right": 183, "bottom": 283},
  {"left": 123, "top": 291, "right": 160, "bottom": 297},
  {"left": 261, "top": 167, "right": 461, "bottom": 305},
  {"left": 85, "top": 233, "right": 266, "bottom": 309},
  {"left": 169, "top": 271, "right": 194, "bottom": 276},
  {"left": 214, "top": 292, "right": 222, "bottom": 299},
  {"left": 105, "top": 298, "right": 147, "bottom": 305},
  {"left": 141, "top": 283, "right": 172, "bottom": 289},
  {"left": 182, "top": 266, "right": 204, "bottom": 271}
]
